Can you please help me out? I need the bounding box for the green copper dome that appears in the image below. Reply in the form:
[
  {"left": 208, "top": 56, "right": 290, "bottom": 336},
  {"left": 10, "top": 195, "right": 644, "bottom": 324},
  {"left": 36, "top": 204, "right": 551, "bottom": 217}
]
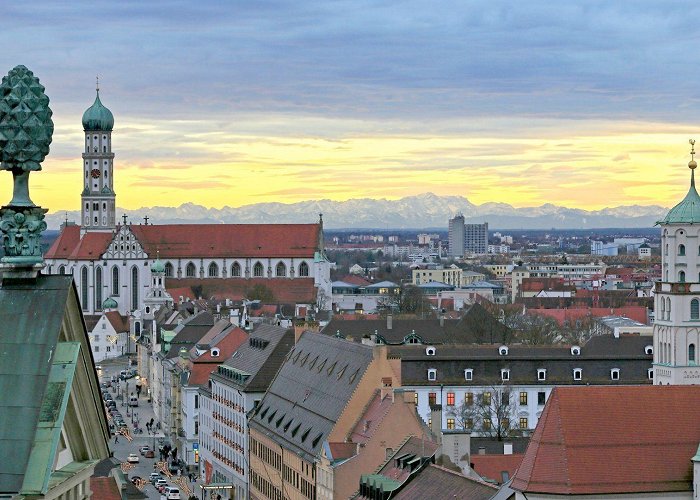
[
  {"left": 102, "top": 297, "right": 118, "bottom": 309},
  {"left": 82, "top": 91, "right": 114, "bottom": 131},
  {"left": 659, "top": 169, "right": 700, "bottom": 225},
  {"left": 151, "top": 258, "right": 165, "bottom": 273}
]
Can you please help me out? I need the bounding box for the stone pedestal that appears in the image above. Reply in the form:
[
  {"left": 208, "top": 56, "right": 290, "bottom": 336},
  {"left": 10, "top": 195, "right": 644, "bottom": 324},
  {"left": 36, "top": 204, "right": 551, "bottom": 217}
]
[{"left": 0, "top": 205, "right": 48, "bottom": 266}]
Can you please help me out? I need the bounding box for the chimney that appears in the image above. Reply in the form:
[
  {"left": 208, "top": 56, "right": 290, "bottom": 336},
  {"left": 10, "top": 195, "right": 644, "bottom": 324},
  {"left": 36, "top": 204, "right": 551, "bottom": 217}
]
[
  {"left": 430, "top": 404, "right": 442, "bottom": 445},
  {"left": 387, "top": 314, "right": 393, "bottom": 330},
  {"left": 503, "top": 442, "right": 513, "bottom": 455},
  {"left": 478, "top": 446, "right": 486, "bottom": 455},
  {"left": 439, "top": 314, "right": 444, "bottom": 327}
]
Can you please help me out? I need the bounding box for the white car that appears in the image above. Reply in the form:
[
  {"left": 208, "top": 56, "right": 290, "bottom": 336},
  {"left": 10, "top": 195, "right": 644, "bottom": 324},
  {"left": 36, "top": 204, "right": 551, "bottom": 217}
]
[
  {"left": 127, "top": 453, "right": 139, "bottom": 463},
  {"left": 163, "top": 487, "right": 181, "bottom": 499}
]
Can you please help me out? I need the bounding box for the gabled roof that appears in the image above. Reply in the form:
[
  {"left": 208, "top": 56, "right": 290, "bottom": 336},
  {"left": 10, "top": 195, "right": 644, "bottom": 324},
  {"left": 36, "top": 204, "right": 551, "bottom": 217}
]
[
  {"left": 393, "top": 464, "right": 496, "bottom": 500},
  {"left": 470, "top": 453, "right": 524, "bottom": 484},
  {"left": 323, "top": 303, "right": 511, "bottom": 345},
  {"left": 511, "top": 385, "right": 700, "bottom": 495},
  {"left": 249, "top": 333, "right": 374, "bottom": 460},
  {"left": 130, "top": 223, "right": 320, "bottom": 258},
  {"left": 105, "top": 311, "right": 129, "bottom": 332},
  {"left": 45, "top": 224, "right": 81, "bottom": 259}
]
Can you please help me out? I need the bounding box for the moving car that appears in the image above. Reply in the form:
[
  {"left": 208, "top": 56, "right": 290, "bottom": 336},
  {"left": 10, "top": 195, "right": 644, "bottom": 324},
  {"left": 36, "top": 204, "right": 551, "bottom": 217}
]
[
  {"left": 144, "top": 449, "right": 155, "bottom": 458},
  {"left": 163, "top": 487, "right": 181, "bottom": 499},
  {"left": 149, "top": 472, "right": 162, "bottom": 484},
  {"left": 127, "top": 453, "right": 139, "bottom": 463},
  {"left": 139, "top": 446, "right": 150, "bottom": 455}
]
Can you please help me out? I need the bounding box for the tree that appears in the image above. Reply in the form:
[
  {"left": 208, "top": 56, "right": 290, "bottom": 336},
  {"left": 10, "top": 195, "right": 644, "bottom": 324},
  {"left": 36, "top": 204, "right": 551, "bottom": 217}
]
[
  {"left": 380, "top": 285, "right": 431, "bottom": 314},
  {"left": 446, "top": 384, "right": 517, "bottom": 441},
  {"left": 247, "top": 284, "right": 275, "bottom": 303},
  {"left": 513, "top": 314, "right": 561, "bottom": 345}
]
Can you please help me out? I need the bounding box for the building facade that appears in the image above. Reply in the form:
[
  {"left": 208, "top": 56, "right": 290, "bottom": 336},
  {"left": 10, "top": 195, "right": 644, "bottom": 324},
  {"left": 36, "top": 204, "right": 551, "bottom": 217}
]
[{"left": 448, "top": 214, "right": 466, "bottom": 257}]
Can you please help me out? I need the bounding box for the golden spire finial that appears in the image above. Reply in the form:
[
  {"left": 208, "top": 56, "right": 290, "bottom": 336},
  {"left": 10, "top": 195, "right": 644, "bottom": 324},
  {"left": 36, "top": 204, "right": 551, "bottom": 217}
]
[{"left": 690, "top": 139, "right": 697, "bottom": 170}]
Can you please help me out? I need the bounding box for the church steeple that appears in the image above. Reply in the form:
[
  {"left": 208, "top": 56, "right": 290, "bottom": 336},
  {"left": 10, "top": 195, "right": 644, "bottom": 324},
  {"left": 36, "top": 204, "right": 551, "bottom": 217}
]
[{"left": 81, "top": 80, "right": 116, "bottom": 233}]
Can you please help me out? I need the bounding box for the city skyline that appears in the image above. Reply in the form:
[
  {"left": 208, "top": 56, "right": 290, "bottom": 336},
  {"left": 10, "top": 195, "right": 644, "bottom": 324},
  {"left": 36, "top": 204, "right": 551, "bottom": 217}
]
[{"left": 2, "top": 1, "right": 700, "bottom": 214}]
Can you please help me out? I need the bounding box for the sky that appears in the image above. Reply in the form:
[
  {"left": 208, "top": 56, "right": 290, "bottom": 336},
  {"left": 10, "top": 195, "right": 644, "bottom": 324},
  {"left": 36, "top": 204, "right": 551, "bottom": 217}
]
[{"left": 2, "top": 0, "right": 700, "bottom": 214}]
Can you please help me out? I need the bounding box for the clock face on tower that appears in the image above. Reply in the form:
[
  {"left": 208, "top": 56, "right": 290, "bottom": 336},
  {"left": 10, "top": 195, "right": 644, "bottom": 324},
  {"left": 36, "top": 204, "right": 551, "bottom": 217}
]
[{"left": 91, "top": 168, "right": 101, "bottom": 179}]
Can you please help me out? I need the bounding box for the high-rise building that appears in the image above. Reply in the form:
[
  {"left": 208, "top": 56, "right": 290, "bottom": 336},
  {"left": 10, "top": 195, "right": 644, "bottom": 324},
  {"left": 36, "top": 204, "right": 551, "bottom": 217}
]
[
  {"left": 654, "top": 143, "right": 700, "bottom": 385},
  {"left": 465, "top": 222, "right": 488, "bottom": 254},
  {"left": 448, "top": 213, "right": 465, "bottom": 256}
]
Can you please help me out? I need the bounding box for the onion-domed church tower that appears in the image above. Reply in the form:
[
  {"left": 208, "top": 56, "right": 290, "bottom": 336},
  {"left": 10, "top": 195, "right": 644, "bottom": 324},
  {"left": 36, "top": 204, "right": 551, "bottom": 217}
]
[
  {"left": 81, "top": 79, "right": 115, "bottom": 233},
  {"left": 654, "top": 140, "right": 700, "bottom": 384}
]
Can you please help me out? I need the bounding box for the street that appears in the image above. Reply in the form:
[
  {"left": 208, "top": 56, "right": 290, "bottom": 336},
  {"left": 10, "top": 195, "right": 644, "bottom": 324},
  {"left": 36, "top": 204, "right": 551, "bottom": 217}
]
[{"left": 99, "top": 356, "right": 201, "bottom": 499}]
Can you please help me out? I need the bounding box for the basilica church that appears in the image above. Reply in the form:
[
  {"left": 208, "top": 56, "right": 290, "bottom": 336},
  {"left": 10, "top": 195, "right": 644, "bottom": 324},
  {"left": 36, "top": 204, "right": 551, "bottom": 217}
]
[{"left": 45, "top": 89, "right": 331, "bottom": 317}]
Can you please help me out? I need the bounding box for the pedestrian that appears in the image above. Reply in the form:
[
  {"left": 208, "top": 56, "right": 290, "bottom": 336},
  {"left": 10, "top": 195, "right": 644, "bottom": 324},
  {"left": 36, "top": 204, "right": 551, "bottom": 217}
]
[{"left": 114, "top": 434, "right": 118, "bottom": 444}]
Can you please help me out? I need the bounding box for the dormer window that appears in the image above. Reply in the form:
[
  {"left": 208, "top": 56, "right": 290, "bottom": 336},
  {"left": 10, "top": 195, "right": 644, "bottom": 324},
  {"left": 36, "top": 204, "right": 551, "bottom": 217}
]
[
  {"left": 426, "top": 346, "right": 436, "bottom": 356},
  {"left": 501, "top": 369, "right": 510, "bottom": 381},
  {"left": 464, "top": 369, "right": 473, "bottom": 381},
  {"left": 648, "top": 368, "right": 654, "bottom": 380},
  {"left": 427, "top": 369, "right": 437, "bottom": 381},
  {"left": 499, "top": 346, "right": 509, "bottom": 356},
  {"left": 537, "top": 368, "right": 547, "bottom": 381},
  {"left": 573, "top": 368, "right": 582, "bottom": 381},
  {"left": 610, "top": 368, "right": 620, "bottom": 380},
  {"left": 571, "top": 346, "right": 581, "bottom": 356},
  {"left": 645, "top": 345, "right": 653, "bottom": 355}
]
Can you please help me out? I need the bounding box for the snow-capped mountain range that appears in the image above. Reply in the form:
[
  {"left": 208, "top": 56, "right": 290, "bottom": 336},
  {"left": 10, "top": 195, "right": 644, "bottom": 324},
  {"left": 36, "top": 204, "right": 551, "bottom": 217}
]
[{"left": 46, "top": 193, "right": 669, "bottom": 230}]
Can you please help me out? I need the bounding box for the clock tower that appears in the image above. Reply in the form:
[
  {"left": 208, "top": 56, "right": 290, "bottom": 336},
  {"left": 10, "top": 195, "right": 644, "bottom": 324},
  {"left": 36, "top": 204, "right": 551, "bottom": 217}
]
[{"left": 81, "top": 80, "right": 115, "bottom": 233}]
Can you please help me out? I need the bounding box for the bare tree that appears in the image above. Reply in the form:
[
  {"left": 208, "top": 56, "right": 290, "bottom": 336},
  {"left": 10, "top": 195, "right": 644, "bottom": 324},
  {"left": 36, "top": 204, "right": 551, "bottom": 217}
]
[{"left": 446, "top": 384, "right": 517, "bottom": 441}]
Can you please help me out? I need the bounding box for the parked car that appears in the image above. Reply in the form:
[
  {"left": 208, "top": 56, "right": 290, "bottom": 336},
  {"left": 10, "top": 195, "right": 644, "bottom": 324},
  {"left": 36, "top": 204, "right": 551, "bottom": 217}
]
[
  {"left": 149, "top": 472, "right": 162, "bottom": 484},
  {"left": 144, "top": 449, "right": 155, "bottom": 458},
  {"left": 163, "top": 486, "right": 181, "bottom": 499},
  {"left": 127, "top": 453, "right": 139, "bottom": 463},
  {"left": 155, "top": 479, "right": 167, "bottom": 492},
  {"left": 139, "top": 446, "right": 150, "bottom": 455}
]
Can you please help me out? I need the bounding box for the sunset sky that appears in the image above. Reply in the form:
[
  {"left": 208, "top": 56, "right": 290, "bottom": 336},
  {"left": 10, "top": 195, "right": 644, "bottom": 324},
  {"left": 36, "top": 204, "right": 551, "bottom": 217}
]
[{"left": 2, "top": 1, "right": 700, "bottom": 214}]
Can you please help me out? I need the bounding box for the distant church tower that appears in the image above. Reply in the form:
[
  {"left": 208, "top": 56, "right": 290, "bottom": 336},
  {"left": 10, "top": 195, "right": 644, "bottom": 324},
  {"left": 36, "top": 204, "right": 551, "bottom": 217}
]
[
  {"left": 81, "top": 79, "right": 115, "bottom": 233},
  {"left": 654, "top": 139, "right": 700, "bottom": 384}
]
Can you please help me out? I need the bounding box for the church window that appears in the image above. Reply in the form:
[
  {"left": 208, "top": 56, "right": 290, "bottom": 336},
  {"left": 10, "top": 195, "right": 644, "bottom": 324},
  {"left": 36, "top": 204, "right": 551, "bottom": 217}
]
[
  {"left": 131, "top": 266, "right": 139, "bottom": 310},
  {"left": 692, "top": 299, "right": 699, "bottom": 320},
  {"left": 93, "top": 203, "right": 98, "bottom": 210},
  {"left": 93, "top": 160, "right": 97, "bottom": 165},
  {"left": 679, "top": 244, "right": 686, "bottom": 256},
  {"left": 58, "top": 265, "right": 65, "bottom": 275},
  {"left": 81, "top": 266, "right": 89, "bottom": 310},
  {"left": 667, "top": 298, "right": 672, "bottom": 320},
  {"left": 679, "top": 271, "right": 686, "bottom": 283},
  {"left": 231, "top": 262, "right": 241, "bottom": 277},
  {"left": 208, "top": 262, "right": 219, "bottom": 277},
  {"left": 298, "top": 261, "right": 309, "bottom": 277},
  {"left": 145, "top": 306, "right": 150, "bottom": 314},
  {"left": 275, "top": 262, "right": 286, "bottom": 277},
  {"left": 94, "top": 216, "right": 98, "bottom": 224},
  {"left": 103, "top": 203, "right": 106, "bottom": 210},
  {"left": 112, "top": 266, "right": 119, "bottom": 296},
  {"left": 103, "top": 146, "right": 106, "bottom": 152},
  {"left": 253, "top": 262, "right": 264, "bottom": 277},
  {"left": 85, "top": 171, "right": 88, "bottom": 178},
  {"left": 85, "top": 203, "right": 89, "bottom": 211},
  {"left": 95, "top": 267, "right": 103, "bottom": 311},
  {"left": 186, "top": 262, "right": 196, "bottom": 277},
  {"left": 164, "top": 262, "right": 173, "bottom": 277},
  {"left": 104, "top": 170, "right": 107, "bottom": 178},
  {"left": 690, "top": 344, "right": 697, "bottom": 364}
]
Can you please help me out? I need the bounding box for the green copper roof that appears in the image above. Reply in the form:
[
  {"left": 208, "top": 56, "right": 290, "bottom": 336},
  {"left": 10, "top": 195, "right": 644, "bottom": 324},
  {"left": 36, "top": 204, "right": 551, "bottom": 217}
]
[
  {"left": 151, "top": 258, "right": 165, "bottom": 273},
  {"left": 102, "top": 297, "right": 118, "bottom": 309},
  {"left": 82, "top": 91, "right": 113, "bottom": 131},
  {"left": 659, "top": 170, "right": 700, "bottom": 225}
]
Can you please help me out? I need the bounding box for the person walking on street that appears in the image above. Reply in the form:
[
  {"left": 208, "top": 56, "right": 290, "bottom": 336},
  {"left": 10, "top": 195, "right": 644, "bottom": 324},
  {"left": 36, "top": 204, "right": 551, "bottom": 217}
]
[{"left": 114, "top": 434, "right": 118, "bottom": 444}]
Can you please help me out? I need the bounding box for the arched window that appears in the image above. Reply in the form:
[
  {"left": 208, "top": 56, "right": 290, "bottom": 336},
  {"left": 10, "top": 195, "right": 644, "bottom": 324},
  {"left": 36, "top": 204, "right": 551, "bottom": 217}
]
[
  {"left": 95, "top": 267, "right": 103, "bottom": 311},
  {"left": 691, "top": 344, "right": 697, "bottom": 364},
  {"left": 299, "top": 261, "right": 309, "bottom": 277},
  {"left": 231, "top": 262, "right": 241, "bottom": 277},
  {"left": 692, "top": 299, "right": 699, "bottom": 320},
  {"left": 665, "top": 244, "right": 668, "bottom": 256},
  {"left": 660, "top": 297, "right": 665, "bottom": 319},
  {"left": 81, "top": 266, "right": 89, "bottom": 310},
  {"left": 679, "top": 244, "right": 686, "bottom": 256},
  {"left": 164, "top": 262, "right": 173, "bottom": 277},
  {"left": 667, "top": 298, "right": 672, "bottom": 319},
  {"left": 276, "top": 262, "right": 286, "bottom": 277},
  {"left": 58, "top": 265, "right": 65, "bottom": 275},
  {"left": 680, "top": 270, "right": 686, "bottom": 283},
  {"left": 131, "top": 266, "right": 139, "bottom": 310},
  {"left": 186, "top": 262, "right": 196, "bottom": 278},
  {"left": 208, "top": 262, "right": 219, "bottom": 277},
  {"left": 112, "top": 266, "right": 119, "bottom": 296},
  {"left": 253, "top": 262, "right": 264, "bottom": 277}
]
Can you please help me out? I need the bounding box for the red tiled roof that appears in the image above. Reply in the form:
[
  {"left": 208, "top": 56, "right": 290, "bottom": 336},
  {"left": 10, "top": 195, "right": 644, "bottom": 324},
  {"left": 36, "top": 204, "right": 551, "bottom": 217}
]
[
  {"left": 511, "top": 386, "right": 700, "bottom": 495},
  {"left": 166, "top": 278, "right": 316, "bottom": 304},
  {"left": 471, "top": 453, "right": 524, "bottom": 484},
  {"left": 45, "top": 224, "right": 81, "bottom": 259},
  {"left": 251, "top": 304, "right": 278, "bottom": 317},
  {"left": 68, "top": 231, "right": 113, "bottom": 260},
  {"left": 529, "top": 306, "right": 648, "bottom": 325},
  {"left": 90, "top": 477, "right": 121, "bottom": 500},
  {"left": 167, "top": 287, "right": 195, "bottom": 301},
  {"left": 394, "top": 464, "right": 496, "bottom": 500},
  {"left": 195, "top": 327, "right": 248, "bottom": 365},
  {"left": 130, "top": 223, "right": 320, "bottom": 258},
  {"left": 521, "top": 277, "right": 570, "bottom": 292},
  {"left": 327, "top": 442, "right": 357, "bottom": 460},
  {"left": 105, "top": 311, "right": 129, "bottom": 332},
  {"left": 339, "top": 275, "right": 371, "bottom": 286}
]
